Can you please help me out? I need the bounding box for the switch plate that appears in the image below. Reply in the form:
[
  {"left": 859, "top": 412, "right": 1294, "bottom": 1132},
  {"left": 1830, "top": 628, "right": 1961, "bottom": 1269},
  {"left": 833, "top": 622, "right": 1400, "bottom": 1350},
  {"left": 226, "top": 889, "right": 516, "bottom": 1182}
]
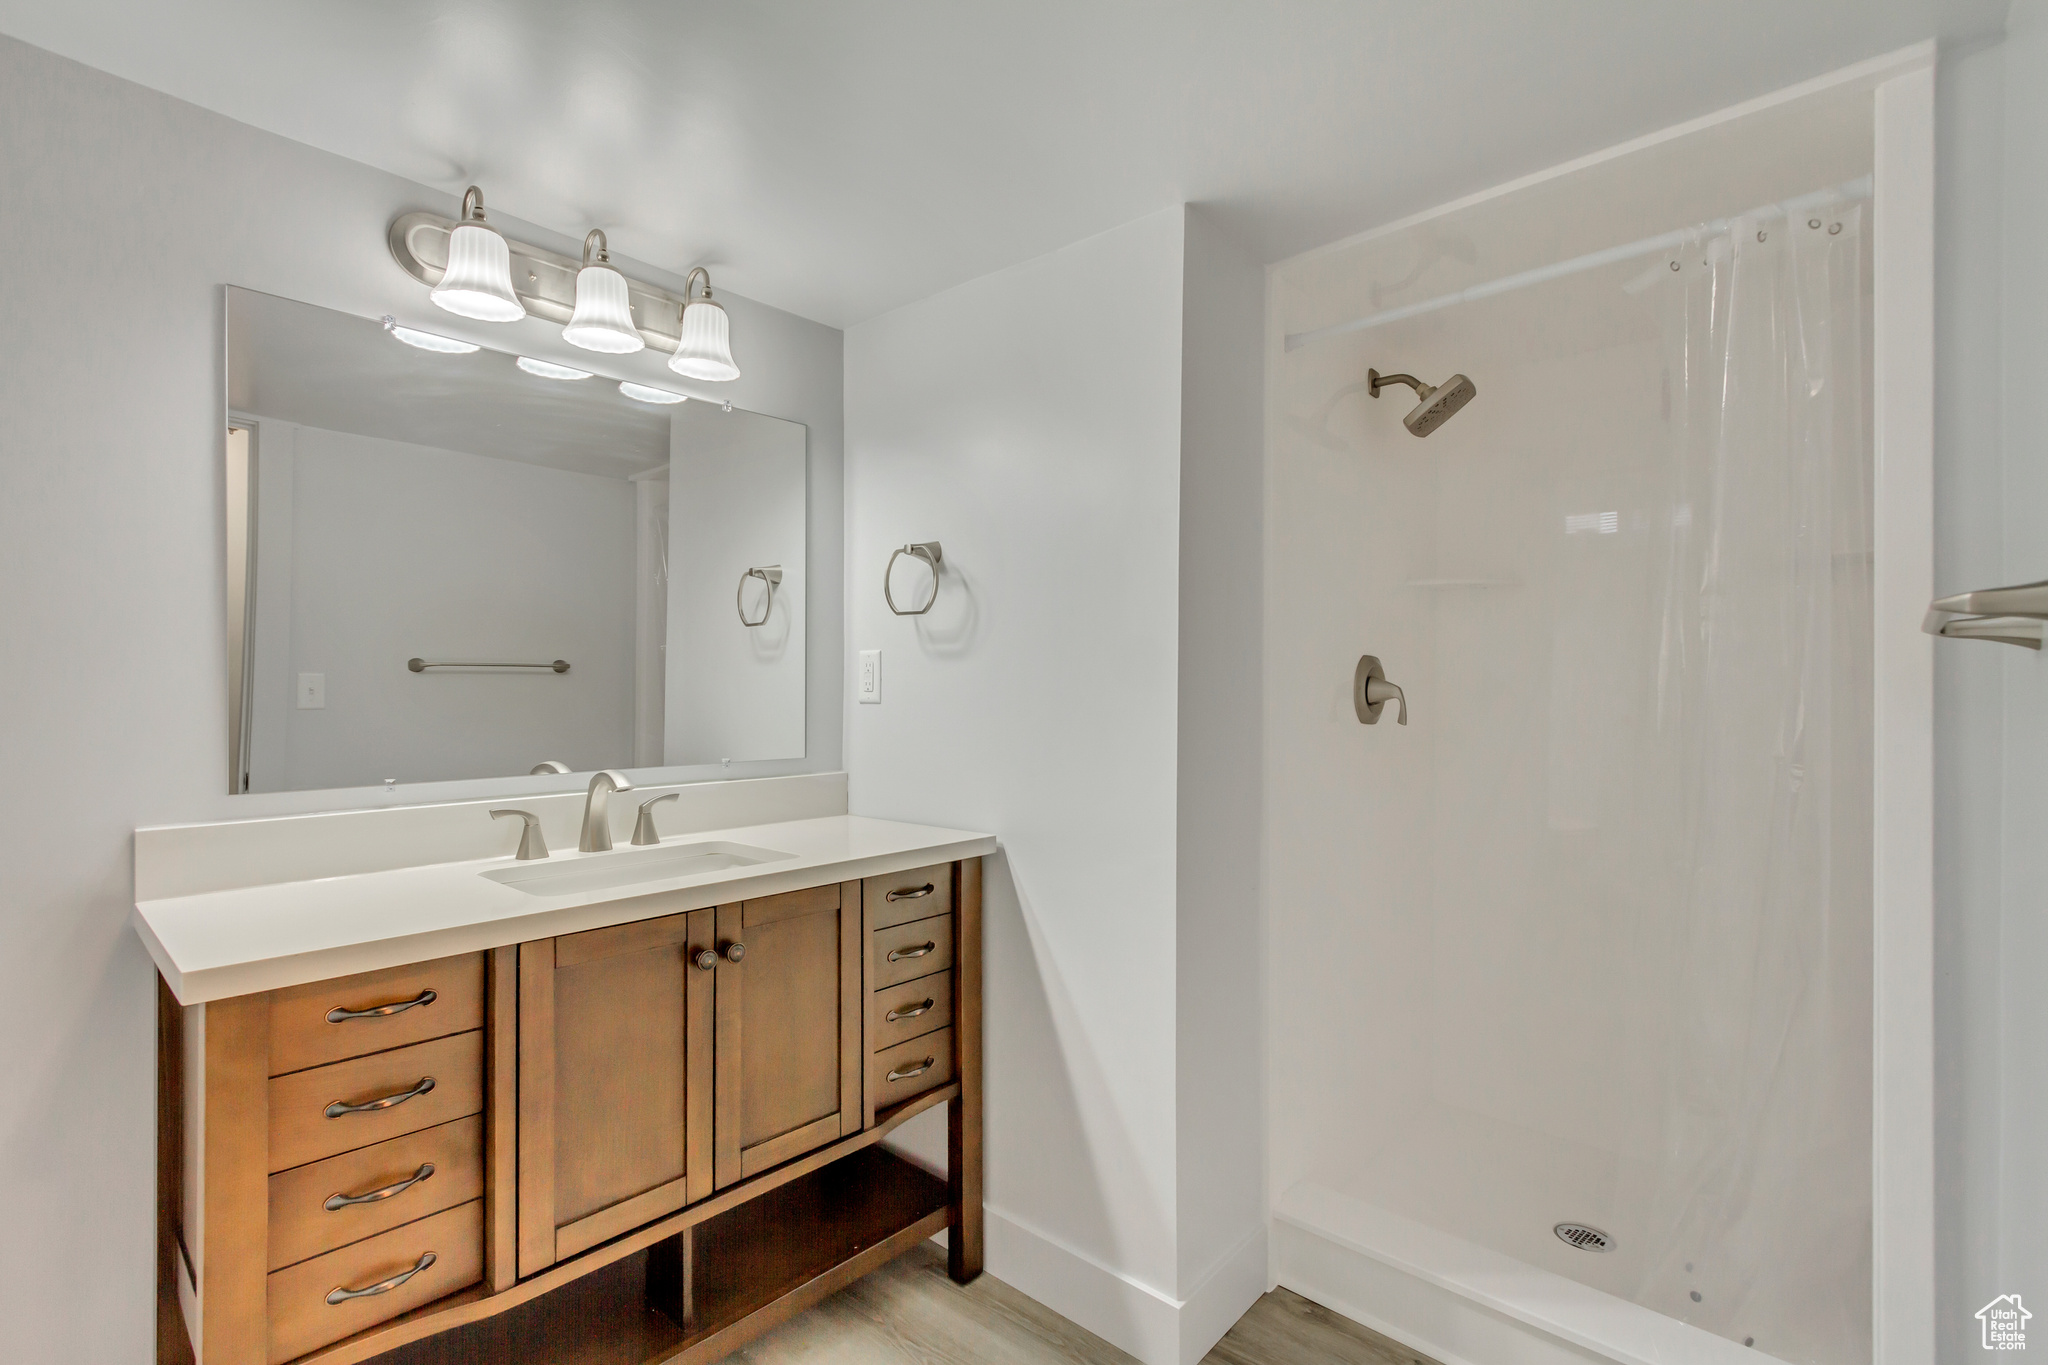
[
  {"left": 857, "top": 650, "right": 881, "bottom": 704},
  {"left": 297, "top": 673, "right": 325, "bottom": 709}
]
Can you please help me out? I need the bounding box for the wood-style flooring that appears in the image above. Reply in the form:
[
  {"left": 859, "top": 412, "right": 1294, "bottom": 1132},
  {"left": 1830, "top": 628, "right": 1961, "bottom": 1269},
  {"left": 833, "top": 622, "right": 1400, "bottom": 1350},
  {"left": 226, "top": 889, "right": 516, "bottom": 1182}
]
[
  {"left": 160, "top": 1231, "right": 1441, "bottom": 1365},
  {"left": 727, "top": 1245, "right": 1443, "bottom": 1365}
]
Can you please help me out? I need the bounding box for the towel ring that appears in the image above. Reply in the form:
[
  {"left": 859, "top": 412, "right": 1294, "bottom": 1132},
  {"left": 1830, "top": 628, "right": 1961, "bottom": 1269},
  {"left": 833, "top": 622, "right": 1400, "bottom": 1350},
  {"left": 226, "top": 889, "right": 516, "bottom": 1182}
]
[
  {"left": 884, "top": 543, "right": 944, "bottom": 616},
  {"left": 736, "top": 565, "right": 782, "bottom": 627}
]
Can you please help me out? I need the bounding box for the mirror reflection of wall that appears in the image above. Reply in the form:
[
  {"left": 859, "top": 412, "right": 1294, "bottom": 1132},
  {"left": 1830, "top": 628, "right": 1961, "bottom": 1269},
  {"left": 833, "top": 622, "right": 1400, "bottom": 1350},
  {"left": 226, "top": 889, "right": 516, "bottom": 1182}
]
[{"left": 223, "top": 288, "right": 807, "bottom": 795}]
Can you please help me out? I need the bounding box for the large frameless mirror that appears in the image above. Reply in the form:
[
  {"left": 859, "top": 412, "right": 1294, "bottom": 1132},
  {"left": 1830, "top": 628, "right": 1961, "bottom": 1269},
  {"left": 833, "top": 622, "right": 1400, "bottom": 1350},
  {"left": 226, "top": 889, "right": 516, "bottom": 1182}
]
[{"left": 223, "top": 287, "right": 806, "bottom": 794}]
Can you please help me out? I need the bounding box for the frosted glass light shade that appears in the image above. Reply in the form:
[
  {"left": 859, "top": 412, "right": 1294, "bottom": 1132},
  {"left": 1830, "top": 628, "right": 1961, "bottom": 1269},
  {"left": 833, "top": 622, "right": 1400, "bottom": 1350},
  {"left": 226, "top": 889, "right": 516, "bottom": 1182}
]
[
  {"left": 563, "top": 264, "right": 644, "bottom": 353},
  {"left": 516, "top": 356, "right": 593, "bottom": 380},
  {"left": 432, "top": 221, "right": 525, "bottom": 322},
  {"left": 669, "top": 298, "right": 739, "bottom": 381},
  {"left": 619, "top": 381, "right": 688, "bottom": 404}
]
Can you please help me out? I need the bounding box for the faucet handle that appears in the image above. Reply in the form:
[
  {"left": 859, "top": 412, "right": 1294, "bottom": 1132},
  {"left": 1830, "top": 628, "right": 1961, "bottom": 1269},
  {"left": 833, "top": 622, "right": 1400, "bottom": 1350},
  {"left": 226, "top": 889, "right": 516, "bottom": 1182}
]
[
  {"left": 1354, "top": 655, "right": 1409, "bottom": 726},
  {"left": 633, "top": 793, "right": 680, "bottom": 846},
  {"left": 490, "top": 809, "right": 549, "bottom": 860}
]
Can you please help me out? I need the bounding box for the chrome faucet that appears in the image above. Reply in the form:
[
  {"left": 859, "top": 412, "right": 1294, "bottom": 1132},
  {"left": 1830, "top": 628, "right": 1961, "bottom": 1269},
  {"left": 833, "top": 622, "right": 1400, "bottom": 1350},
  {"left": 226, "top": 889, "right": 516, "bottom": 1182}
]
[{"left": 579, "top": 770, "right": 634, "bottom": 852}]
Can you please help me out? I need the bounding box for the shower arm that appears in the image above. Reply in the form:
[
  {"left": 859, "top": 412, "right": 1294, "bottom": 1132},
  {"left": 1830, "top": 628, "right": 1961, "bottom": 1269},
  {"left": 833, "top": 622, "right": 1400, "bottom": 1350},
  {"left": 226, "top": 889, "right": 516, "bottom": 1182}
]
[{"left": 1367, "top": 369, "right": 1435, "bottom": 401}]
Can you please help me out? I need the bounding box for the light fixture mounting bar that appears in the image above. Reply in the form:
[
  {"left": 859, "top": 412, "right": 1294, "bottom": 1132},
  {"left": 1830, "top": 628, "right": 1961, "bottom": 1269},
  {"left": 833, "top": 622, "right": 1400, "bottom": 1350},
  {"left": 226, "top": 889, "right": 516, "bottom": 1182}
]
[{"left": 389, "top": 211, "right": 690, "bottom": 354}]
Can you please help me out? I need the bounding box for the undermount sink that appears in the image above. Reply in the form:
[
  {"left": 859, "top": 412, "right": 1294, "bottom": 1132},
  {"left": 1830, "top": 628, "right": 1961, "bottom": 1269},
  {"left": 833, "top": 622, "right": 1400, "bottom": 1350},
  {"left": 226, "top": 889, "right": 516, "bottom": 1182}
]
[{"left": 482, "top": 840, "right": 795, "bottom": 897}]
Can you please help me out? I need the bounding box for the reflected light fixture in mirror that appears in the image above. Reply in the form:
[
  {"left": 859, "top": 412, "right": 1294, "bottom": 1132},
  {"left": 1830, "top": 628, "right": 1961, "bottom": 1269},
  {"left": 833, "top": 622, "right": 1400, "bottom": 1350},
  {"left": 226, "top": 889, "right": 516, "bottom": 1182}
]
[
  {"left": 431, "top": 185, "right": 526, "bottom": 322},
  {"left": 620, "top": 381, "right": 688, "bottom": 404},
  {"left": 382, "top": 315, "right": 479, "bottom": 353},
  {"left": 516, "top": 356, "right": 594, "bottom": 380},
  {"left": 670, "top": 267, "right": 740, "bottom": 381},
  {"left": 562, "top": 229, "right": 646, "bottom": 354}
]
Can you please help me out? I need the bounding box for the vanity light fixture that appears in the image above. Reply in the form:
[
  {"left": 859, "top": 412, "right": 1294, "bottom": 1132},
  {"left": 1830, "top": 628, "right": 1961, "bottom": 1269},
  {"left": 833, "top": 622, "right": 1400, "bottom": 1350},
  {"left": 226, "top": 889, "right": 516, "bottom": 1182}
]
[
  {"left": 516, "top": 356, "right": 593, "bottom": 381},
  {"left": 390, "top": 208, "right": 753, "bottom": 378},
  {"left": 619, "top": 381, "right": 688, "bottom": 405},
  {"left": 430, "top": 186, "right": 526, "bottom": 323},
  {"left": 562, "top": 230, "right": 646, "bottom": 354},
  {"left": 669, "top": 268, "right": 740, "bottom": 382},
  {"left": 382, "top": 315, "right": 479, "bottom": 354}
]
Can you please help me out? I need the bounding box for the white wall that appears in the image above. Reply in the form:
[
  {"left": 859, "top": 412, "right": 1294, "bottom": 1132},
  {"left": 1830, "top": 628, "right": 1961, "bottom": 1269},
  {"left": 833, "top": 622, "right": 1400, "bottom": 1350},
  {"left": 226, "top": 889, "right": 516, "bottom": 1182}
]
[
  {"left": 665, "top": 403, "right": 808, "bottom": 765},
  {"left": 1173, "top": 211, "right": 1268, "bottom": 1324},
  {"left": 0, "top": 33, "right": 842, "bottom": 1362},
  {"left": 1932, "top": 9, "right": 2048, "bottom": 1356},
  {"left": 246, "top": 420, "right": 639, "bottom": 790},
  {"left": 845, "top": 205, "right": 1265, "bottom": 1364}
]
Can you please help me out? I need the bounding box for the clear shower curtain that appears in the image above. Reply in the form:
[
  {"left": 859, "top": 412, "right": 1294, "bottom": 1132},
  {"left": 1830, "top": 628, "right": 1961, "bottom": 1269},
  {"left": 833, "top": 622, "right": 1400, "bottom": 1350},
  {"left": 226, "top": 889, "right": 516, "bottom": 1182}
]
[{"left": 1632, "top": 200, "right": 1873, "bottom": 1362}]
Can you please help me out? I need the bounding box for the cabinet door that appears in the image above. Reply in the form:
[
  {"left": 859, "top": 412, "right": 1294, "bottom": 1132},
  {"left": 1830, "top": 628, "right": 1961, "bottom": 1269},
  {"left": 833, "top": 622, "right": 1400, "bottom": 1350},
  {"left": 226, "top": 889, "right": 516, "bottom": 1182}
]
[
  {"left": 712, "top": 881, "right": 863, "bottom": 1188},
  {"left": 517, "top": 909, "right": 715, "bottom": 1275}
]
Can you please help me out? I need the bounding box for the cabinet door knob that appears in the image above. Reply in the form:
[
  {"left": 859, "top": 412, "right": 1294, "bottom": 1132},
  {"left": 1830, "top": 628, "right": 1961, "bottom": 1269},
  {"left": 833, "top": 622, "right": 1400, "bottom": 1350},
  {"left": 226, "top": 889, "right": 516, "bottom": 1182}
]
[
  {"left": 693, "top": 948, "right": 719, "bottom": 971},
  {"left": 724, "top": 941, "right": 747, "bottom": 964}
]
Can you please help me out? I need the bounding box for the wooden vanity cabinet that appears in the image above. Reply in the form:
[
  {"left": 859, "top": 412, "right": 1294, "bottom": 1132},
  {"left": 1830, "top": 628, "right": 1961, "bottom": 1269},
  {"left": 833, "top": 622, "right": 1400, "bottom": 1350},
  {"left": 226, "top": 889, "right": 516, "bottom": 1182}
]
[{"left": 162, "top": 857, "right": 982, "bottom": 1365}]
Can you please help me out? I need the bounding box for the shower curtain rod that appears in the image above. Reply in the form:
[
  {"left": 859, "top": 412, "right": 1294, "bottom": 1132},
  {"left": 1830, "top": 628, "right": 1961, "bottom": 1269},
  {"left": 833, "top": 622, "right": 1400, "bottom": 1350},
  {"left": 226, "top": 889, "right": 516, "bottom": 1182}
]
[{"left": 1283, "top": 175, "right": 1873, "bottom": 352}]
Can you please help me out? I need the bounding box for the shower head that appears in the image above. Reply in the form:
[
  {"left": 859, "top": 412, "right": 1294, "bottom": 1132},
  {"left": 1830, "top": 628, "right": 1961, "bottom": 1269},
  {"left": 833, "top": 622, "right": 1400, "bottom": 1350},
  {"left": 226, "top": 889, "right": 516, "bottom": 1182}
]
[{"left": 1368, "top": 368, "right": 1477, "bottom": 437}]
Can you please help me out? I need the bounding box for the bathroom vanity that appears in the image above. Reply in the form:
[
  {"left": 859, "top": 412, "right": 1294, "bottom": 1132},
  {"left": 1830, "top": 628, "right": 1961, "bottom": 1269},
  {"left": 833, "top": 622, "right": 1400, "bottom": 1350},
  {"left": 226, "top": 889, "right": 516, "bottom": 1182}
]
[{"left": 138, "top": 800, "right": 991, "bottom": 1365}]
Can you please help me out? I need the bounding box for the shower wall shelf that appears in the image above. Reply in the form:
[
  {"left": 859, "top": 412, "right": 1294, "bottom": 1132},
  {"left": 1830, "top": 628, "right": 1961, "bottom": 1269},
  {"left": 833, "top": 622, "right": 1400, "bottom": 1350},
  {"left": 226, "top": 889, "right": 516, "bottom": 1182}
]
[{"left": 1923, "top": 580, "right": 2048, "bottom": 650}]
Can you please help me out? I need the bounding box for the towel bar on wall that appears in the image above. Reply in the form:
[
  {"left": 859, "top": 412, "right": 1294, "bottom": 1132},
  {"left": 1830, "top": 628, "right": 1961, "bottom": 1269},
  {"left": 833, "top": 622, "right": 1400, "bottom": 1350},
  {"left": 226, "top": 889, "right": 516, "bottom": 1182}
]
[
  {"left": 884, "top": 542, "right": 944, "bottom": 616},
  {"left": 737, "top": 565, "right": 782, "bottom": 627},
  {"left": 408, "top": 658, "right": 571, "bottom": 672},
  {"left": 1923, "top": 580, "right": 2048, "bottom": 650}
]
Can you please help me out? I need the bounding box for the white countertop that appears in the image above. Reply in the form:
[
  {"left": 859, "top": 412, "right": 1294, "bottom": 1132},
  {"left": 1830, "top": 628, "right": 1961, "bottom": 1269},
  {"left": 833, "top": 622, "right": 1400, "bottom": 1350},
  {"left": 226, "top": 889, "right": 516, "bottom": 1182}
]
[{"left": 136, "top": 814, "right": 997, "bottom": 1004}]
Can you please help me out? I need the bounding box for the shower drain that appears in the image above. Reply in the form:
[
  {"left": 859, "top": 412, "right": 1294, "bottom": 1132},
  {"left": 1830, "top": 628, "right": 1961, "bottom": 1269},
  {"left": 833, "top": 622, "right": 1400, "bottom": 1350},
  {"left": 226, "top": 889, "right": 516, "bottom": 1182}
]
[{"left": 1554, "top": 1222, "right": 1613, "bottom": 1253}]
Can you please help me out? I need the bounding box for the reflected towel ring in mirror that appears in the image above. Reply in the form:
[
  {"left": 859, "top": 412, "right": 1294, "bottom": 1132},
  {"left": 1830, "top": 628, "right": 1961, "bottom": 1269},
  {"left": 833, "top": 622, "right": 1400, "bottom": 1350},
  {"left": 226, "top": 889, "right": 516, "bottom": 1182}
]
[
  {"left": 736, "top": 565, "right": 782, "bottom": 627},
  {"left": 884, "top": 542, "right": 944, "bottom": 616}
]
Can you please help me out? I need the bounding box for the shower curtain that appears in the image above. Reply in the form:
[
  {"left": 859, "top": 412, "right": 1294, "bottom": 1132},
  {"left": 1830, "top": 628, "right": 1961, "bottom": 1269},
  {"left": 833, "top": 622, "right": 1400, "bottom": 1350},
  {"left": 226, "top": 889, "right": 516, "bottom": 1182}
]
[{"left": 1632, "top": 199, "right": 1872, "bottom": 1361}]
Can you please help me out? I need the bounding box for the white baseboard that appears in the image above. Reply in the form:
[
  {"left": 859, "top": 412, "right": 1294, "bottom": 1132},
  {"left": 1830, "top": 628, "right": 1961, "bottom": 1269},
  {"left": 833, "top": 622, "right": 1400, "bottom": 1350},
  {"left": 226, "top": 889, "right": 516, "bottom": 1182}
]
[{"left": 985, "top": 1206, "right": 1266, "bottom": 1365}]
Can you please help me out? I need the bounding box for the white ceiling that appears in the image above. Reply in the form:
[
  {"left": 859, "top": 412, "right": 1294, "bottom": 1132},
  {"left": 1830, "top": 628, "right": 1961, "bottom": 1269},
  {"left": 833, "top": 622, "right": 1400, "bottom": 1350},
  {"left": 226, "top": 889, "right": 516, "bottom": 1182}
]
[{"left": 0, "top": 1, "right": 2006, "bottom": 327}]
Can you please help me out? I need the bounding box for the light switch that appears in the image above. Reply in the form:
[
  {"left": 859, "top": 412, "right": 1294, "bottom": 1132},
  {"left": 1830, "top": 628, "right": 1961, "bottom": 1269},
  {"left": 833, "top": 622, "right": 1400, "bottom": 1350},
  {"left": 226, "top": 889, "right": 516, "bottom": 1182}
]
[
  {"left": 297, "top": 673, "right": 325, "bottom": 709},
  {"left": 857, "top": 650, "right": 881, "bottom": 704}
]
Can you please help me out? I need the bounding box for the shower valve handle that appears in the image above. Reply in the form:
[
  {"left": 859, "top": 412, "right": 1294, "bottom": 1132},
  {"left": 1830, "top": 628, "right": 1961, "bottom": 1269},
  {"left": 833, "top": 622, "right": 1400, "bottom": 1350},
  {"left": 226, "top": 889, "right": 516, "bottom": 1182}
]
[{"left": 1354, "top": 655, "right": 1408, "bottom": 726}]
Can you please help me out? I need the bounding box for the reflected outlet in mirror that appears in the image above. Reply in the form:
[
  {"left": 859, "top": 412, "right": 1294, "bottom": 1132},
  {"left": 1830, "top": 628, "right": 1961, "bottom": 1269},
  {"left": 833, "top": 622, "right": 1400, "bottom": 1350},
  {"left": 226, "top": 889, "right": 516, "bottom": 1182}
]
[{"left": 481, "top": 840, "right": 796, "bottom": 897}]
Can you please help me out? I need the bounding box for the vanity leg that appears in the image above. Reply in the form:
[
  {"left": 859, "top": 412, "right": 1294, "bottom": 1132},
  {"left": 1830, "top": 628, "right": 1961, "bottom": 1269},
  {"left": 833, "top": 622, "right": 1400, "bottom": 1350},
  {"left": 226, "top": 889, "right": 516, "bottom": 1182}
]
[
  {"left": 648, "top": 1224, "right": 696, "bottom": 1332},
  {"left": 948, "top": 857, "right": 984, "bottom": 1283}
]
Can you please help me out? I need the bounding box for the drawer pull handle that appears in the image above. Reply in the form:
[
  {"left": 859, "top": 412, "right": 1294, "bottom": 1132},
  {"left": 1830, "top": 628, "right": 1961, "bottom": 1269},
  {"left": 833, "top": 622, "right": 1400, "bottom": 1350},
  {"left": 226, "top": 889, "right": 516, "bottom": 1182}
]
[
  {"left": 886, "top": 998, "right": 935, "bottom": 1023},
  {"left": 887, "top": 1057, "right": 937, "bottom": 1082},
  {"left": 327, "top": 989, "right": 437, "bottom": 1024},
  {"left": 325, "top": 1076, "right": 436, "bottom": 1119},
  {"left": 885, "top": 883, "right": 936, "bottom": 902},
  {"left": 325, "top": 1251, "right": 436, "bottom": 1305},
  {"left": 887, "top": 941, "right": 936, "bottom": 963},
  {"left": 324, "top": 1162, "right": 435, "bottom": 1211}
]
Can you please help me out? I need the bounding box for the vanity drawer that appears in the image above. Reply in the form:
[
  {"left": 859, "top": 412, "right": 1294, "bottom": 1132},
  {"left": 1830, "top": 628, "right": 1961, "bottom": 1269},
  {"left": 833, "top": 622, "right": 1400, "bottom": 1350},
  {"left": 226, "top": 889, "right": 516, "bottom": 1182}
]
[
  {"left": 870, "top": 913, "right": 954, "bottom": 990},
  {"left": 269, "top": 953, "right": 486, "bottom": 1076},
  {"left": 867, "top": 1026, "right": 955, "bottom": 1110},
  {"left": 265, "top": 1199, "right": 483, "bottom": 1365},
  {"left": 868, "top": 971, "right": 954, "bottom": 1054},
  {"left": 270, "top": 1031, "right": 484, "bottom": 1173},
  {"left": 864, "top": 863, "right": 953, "bottom": 931},
  {"left": 267, "top": 1115, "right": 483, "bottom": 1271}
]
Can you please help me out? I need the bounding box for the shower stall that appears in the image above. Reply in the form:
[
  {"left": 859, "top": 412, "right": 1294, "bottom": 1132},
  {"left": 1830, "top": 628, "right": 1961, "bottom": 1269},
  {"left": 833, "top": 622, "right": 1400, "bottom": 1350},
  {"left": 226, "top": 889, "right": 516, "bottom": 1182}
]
[{"left": 1264, "top": 56, "right": 1932, "bottom": 1365}]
